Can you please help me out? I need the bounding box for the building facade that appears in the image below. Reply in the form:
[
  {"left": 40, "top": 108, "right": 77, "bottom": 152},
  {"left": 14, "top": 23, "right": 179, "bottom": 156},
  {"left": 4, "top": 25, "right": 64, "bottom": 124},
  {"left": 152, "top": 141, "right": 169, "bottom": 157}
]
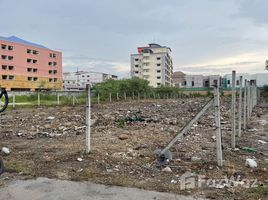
[
  {"left": 0, "top": 36, "right": 62, "bottom": 91},
  {"left": 63, "top": 71, "right": 118, "bottom": 90},
  {"left": 130, "top": 43, "right": 173, "bottom": 87},
  {"left": 223, "top": 73, "right": 268, "bottom": 87},
  {"left": 173, "top": 71, "right": 221, "bottom": 88}
]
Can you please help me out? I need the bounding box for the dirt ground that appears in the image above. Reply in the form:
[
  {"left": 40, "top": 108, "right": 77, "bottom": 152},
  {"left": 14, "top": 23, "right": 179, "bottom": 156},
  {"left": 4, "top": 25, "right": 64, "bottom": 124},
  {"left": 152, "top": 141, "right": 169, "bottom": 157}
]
[{"left": 0, "top": 97, "right": 267, "bottom": 200}]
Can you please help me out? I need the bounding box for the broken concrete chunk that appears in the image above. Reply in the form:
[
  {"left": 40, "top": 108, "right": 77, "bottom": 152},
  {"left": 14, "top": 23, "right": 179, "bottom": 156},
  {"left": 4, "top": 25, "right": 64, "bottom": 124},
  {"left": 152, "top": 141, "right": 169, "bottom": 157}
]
[
  {"left": 191, "top": 156, "right": 202, "bottom": 162},
  {"left": 245, "top": 159, "right": 257, "bottom": 168},
  {"left": 77, "top": 158, "right": 83, "bottom": 162},
  {"left": 162, "top": 166, "right": 172, "bottom": 173},
  {"left": 1, "top": 147, "right": 10, "bottom": 155},
  {"left": 47, "top": 116, "right": 55, "bottom": 120}
]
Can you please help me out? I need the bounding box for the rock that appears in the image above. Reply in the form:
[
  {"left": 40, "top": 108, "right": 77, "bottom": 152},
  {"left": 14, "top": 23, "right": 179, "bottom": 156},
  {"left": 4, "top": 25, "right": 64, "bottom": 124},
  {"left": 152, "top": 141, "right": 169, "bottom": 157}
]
[
  {"left": 47, "top": 116, "right": 55, "bottom": 120},
  {"left": 258, "top": 140, "right": 267, "bottom": 144},
  {"left": 77, "top": 157, "right": 83, "bottom": 162},
  {"left": 118, "top": 134, "right": 129, "bottom": 140},
  {"left": 248, "top": 128, "right": 258, "bottom": 132},
  {"left": 162, "top": 166, "right": 172, "bottom": 173},
  {"left": 191, "top": 156, "right": 202, "bottom": 162},
  {"left": 245, "top": 159, "right": 257, "bottom": 168},
  {"left": 1, "top": 147, "right": 10, "bottom": 155},
  {"left": 17, "top": 132, "right": 23, "bottom": 137}
]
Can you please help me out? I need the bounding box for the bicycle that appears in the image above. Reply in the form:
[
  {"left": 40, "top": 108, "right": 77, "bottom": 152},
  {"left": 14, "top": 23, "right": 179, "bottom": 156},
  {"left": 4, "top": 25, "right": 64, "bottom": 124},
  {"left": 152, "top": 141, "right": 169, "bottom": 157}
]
[{"left": 0, "top": 88, "right": 9, "bottom": 175}]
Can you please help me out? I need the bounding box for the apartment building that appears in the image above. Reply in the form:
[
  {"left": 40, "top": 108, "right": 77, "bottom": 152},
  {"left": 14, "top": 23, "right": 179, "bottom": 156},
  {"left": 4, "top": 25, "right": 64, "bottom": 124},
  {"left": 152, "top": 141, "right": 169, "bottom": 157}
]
[
  {"left": 0, "top": 36, "right": 62, "bottom": 91},
  {"left": 63, "top": 71, "right": 118, "bottom": 90},
  {"left": 130, "top": 43, "right": 173, "bottom": 87}
]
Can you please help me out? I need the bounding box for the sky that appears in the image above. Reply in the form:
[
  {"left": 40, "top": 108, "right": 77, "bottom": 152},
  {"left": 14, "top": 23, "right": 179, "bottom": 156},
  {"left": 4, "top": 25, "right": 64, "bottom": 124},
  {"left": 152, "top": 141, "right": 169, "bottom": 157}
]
[{"left": 1, "top": 0, "right": 268, "bottom": 77}]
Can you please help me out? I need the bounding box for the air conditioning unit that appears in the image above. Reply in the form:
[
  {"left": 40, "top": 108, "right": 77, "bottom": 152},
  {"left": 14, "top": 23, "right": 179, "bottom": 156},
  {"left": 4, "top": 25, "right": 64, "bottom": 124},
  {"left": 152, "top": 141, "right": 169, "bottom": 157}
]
[{"left": 265, "top": 60, "right": 268, "bottom": 70}]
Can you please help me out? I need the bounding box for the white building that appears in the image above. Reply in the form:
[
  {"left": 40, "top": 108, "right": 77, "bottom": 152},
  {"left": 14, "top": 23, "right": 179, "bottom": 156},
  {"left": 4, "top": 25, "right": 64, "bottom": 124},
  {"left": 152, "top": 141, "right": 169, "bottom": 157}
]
[
  {"left": 63, "top": 71, "right": 118, "bottom": 90},
  {"left": 130, "top": 43, "right": 173, "bottom": 87},
  {"left": 223, "top": 73, "right": 268, "bottom": 87}
]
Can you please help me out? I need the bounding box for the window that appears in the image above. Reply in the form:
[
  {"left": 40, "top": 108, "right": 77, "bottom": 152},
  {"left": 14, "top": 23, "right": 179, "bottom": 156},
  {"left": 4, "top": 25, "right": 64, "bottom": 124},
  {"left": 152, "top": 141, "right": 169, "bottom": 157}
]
[
  {"left": 157, "top": 76, "right": 161, "bottom": 79},
  {"left": 8, "top": 46, "right": 13, "bottom": 50},
  {"left": 8, "top": 66, "right": 14, "bottom": 70},
  {"left": 236, "top": 80, "right": 239, "bottom": 85},
  {"left": 2, "top": 75, "right": 7, "bottom": 80},
  {"left": 192, "top": 81, "right": 194, "bottom": 87},
  {"left": 27, "top": 59, "right": 32, "bottom": 63},
  {"left": 157, "top": 70, "right": 161, "bottom": 73},
  {"left": 33, "top": 77, "right": 38, "bottom": 81},
  {"left": 49, "top": 78, "right": 53, "bottom": 82},
  {"left": 54, "top": 78, "right": 58, "bottom": 82},
  {"left": 157, "top": 57, "right": 161, "bottom": 60},
  {"left": 27, "top": 49, "right": 32, "bottom": 54},
  {"left": 53, "top": 53, "right": 56, "bottom": 58},
  {"left": 33, "top": 59, "right": 37, "bottom": 64},
  {"left": 33, "top": 68, "right": 38, "bottom": 72},
  {"left": 49, "top": 70, "right": 53, "bottom": 74},
  {"left": 135, "top": 71, "right": 139, "bottom": 74},
  {"left": 48, "top": 62, "right": 52, "bottom": 66},
  {"left": 82, "top": 75, "right": 85, "bottom": 77},
  {"left": 135, "top": 65, "right": 139, "bottom": 67},
  {"left": 1, "top": 44, "right": 7, "bottom": 49},
  {"left": 2, "top": 65, "right": 7, "bottom": 70},
  {"left": 8, "top": 56, "right": 13, "bottom": 60},
  {"left": 1, "top": 55, "right": 7, "bottom": 60},
  {"left": 27, "top": 68, "right": 32, "bottom": 72},
  {"left": 157, "top": 64, "right": 161, "bottom": 66},
  {"left": 33, "top": 50, "right": 39, "bottom": 55},
  {"left": 49, "top": 53, "right": 53, "bottom": 57},
  {"left": 28, "top": 77, "right": 33, "bottom": 81},
  {"left": 227, "top": 80, "right": 230, "bottom": 84},
  {"left": 53, "top": 62, "right": 57, "bottom": 66},
  {"left": 9, "top": 75, "right": 14, "bottom": 80},
  {"left": 183, "top": 81, "right": 187, "bottom": 86},
  {"left": 135, "top": 58, "right": 139, "bottom": 61},
  {"left": 87, "top": 75, "right": 90, "bottom": 77},
  {"left": 53, "top": 70, "right": 57, "bottom": 74},
  {"left": 157, "top": 83, "right": 161, "bottom": 86}
]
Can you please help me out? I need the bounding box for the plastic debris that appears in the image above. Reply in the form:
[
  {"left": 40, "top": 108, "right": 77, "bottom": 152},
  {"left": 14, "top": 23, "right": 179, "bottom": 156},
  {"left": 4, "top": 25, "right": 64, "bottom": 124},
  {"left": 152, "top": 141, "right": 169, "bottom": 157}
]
[{"left": 245, "top": 159, "right": 257, "bottom": 168}]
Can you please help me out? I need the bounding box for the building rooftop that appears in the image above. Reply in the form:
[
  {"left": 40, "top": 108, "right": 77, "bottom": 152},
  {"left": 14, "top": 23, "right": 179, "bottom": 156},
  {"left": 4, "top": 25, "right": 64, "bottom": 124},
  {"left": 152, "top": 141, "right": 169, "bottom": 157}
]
[{"left": 0, "top": 36, "right": 49, "bottom": 49}]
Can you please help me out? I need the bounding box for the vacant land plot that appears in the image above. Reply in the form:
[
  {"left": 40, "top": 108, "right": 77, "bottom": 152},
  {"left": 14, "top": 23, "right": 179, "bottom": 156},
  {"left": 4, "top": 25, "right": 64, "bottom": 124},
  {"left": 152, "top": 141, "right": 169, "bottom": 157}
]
[{"left": 0, "top": 97, "right": 267, "bottom": 199}]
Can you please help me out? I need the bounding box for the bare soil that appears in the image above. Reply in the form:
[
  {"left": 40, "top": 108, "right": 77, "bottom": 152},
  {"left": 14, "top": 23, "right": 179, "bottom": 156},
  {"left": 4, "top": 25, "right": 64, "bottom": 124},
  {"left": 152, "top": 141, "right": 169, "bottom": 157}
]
[{"left": 0, "top": 97, "right": 267, "bottom": 200}]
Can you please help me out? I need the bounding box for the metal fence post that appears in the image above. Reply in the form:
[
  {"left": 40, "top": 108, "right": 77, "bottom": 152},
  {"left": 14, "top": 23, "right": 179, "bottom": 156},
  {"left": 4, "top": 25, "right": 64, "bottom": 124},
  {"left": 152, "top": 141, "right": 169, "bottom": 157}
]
[
  {"left": 86, "top": 84, "right": 91, "bottom": 153},
  {"left": 231, "top": 70, "right": 236, "bottom": 149},
  {"left": 214, "top": 81, "right": 223, "bottom": 166},
  {"left": 238, "top": 76, "right": 242, "bottom": 137}
]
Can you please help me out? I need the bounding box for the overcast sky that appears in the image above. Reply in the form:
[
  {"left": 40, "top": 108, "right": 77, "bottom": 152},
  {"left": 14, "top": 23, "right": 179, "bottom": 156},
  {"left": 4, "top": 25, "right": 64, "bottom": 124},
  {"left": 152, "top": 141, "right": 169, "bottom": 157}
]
[{"left": 1, "top": 0, "right": 268, "bottom": 77}]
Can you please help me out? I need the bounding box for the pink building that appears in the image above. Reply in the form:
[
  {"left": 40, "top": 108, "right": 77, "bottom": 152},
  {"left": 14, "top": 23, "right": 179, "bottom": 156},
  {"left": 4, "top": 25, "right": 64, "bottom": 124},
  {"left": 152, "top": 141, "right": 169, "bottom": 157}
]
[{"left": 0, "top": 36, "right": 62, "bottom": 91}]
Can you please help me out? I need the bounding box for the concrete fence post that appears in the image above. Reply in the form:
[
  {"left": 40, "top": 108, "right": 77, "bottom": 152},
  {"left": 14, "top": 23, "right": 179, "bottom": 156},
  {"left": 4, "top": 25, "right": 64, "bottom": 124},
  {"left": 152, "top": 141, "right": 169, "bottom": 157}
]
[
  {"left": 12, "top": 92, "right": 15, "bottom": 108},
  {"left": 231, "top": 70, "right": 236, "bottom": 149},
  {"left": 138, "top": 93, "right": 140, "bottom": 101},
  {"left": 238, "top": 76, "right": 242, "bottom": 137},
  {"left": 116, "top": 92, "right": 119, "bottom": 101},
  {"left": 86, "top": 84, "right": 91, "bottom": 153},
  {"left": 72, "top": 95, "right": 75, "bottom": 106},
  {"left": 214, "top": 81, "right": 223, "bottom": 166},
  {"left": 38, "top": 91, "right": 40, "bottom": 106},
  {"left": 109, "top": 92, "right": 112, "bottom": 103},
  {"left": 57, "top": 92, "right": 60, "bottom": 105},
  {"left": 243, "top": 80, "right": 247, "bottom": 130},
  {"left": 97, "top": 93, "right": 100, "bottom": 104},
  {"left": 124, "top": 92, "right": 127, "bottom": 101},
  {"left": 247, "top": 81, "right": 250, "bottom": 120},
  {"left": 132, "top": 92, "right": 134, "bottom": 100}
]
